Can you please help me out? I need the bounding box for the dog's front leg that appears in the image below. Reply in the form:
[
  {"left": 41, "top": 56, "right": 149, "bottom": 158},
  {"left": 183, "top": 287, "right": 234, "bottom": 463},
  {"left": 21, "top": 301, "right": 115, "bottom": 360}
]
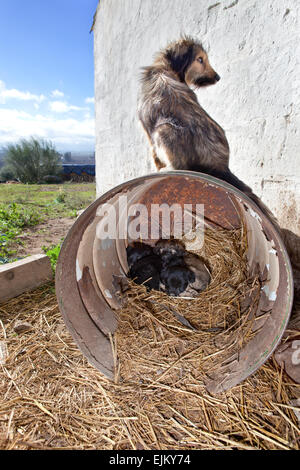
[
  {"left": 140, "top": 123, "right": 166, "bottom": 171},
  {"left": 152, "top": 148, "right": 166, "bottom": 171},
  {"left": 152, "top": 130, "right": 175, "bottom": 172}
]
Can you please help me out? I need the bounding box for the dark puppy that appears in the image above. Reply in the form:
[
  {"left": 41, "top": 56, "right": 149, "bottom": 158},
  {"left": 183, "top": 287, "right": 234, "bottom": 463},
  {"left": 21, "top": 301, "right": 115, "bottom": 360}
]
[
  {"left": 153, "top": 239, "right": 186, "bottom": 263},
  {"left": 127, "top": 242, "right": 153, "bottom": 269},
  {"left": 138, "top": 36, "right": 280, "bottom": 229},
  {"left": 160, "top": 264, "right": 195, "bottom": 297},
  {"left": 127, "top": 242, "right": 162, "bottom": 291},
  {"left": 154, "top": 239, "right": 211, "bottom": 297},
  {"left": 129, "top": 254, "right": 162, "bottom": 291},
  {"left": 154, "top": 239, "right": 192, "bottom": 295}
]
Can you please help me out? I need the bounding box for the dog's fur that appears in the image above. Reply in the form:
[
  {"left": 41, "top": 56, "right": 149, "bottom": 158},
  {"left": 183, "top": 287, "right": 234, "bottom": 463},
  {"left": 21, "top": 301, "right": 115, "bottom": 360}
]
[{"left": 138, "top": 36, "right": 289, "bottom": 243}]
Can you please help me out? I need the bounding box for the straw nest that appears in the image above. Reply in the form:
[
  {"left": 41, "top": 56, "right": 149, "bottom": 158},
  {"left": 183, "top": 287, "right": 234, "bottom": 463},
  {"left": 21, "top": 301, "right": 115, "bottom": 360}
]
[
  {"left": 115, "top": 226, "right": 261, "bottom": 385},
  {"left": 0, "top": 234, "right": 299, "bottom": 449}
]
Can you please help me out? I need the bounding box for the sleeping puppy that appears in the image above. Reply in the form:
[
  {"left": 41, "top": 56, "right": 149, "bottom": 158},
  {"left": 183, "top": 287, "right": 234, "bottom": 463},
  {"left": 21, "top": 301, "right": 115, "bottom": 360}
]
[
  {"left": 127, "top": 242, "right": 162, "bottom": 291},
  {"left": 127, "top": 242, "right": 153, "bottom": 269},
  {"left": 182, "top": 253, "right": 211, "bottom": 297},
  {"left": 160, "top": 264, "right": 195, "bottom": 297},
  {"left": 154, "top": 239, "right": 210, "bottom": 297},
  {"left": 128, "top": 253, "right": 162, "bottom": 291}
]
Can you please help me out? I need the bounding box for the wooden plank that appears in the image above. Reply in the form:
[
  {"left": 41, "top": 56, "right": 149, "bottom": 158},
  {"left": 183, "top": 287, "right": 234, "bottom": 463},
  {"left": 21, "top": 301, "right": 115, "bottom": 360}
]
[{"left": 0, "top": 254, "right": 53, "bottom": 304}]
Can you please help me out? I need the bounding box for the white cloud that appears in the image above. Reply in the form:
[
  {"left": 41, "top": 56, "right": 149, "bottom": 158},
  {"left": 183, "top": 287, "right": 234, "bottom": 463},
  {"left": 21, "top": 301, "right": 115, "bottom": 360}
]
[
  {"left": 49, "top": 100, "right": 87, "bottom": 113},
  {"left": 51, "top": 89, "right": 64, "bottom": 98},
  {"left": 85, "top": 97, "right": 95, "bottom": 104},
  {"left": 0, "top": 107, "right": 95, "bottom": 150},
  {"left": 0, "top": 80, "right": 45, "bottom": 104},
  {"left": 0, "top": 81, "right": 94, "bottom": 150}
]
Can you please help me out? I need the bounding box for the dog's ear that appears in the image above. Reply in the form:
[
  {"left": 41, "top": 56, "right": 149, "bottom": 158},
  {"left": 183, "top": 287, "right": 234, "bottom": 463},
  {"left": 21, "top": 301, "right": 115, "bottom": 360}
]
[{"left": 165, "top": 44, "right": 195, "bottom": 81}]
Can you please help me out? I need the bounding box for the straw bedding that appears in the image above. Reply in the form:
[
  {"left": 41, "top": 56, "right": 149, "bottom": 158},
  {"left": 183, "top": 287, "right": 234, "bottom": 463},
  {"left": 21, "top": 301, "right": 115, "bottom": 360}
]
[
  {"left": 115, "top": 226, "right": 261, "bottom": 385},
  {"left": 0, "top": 231, "right": 299, "bottom": 449}
]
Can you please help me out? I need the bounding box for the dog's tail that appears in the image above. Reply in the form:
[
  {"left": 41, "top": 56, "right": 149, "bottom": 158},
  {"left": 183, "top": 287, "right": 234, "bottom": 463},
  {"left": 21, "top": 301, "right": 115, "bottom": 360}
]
[
  {"left": 187, "top": 165, "right": 299, "bottom": 271},
  {"left": 188, "top": 165, "right": 279, "bottom": 226}
]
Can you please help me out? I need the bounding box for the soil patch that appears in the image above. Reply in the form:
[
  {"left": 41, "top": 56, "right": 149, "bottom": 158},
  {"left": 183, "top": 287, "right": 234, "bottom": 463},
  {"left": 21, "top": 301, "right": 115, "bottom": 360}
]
[{"left": 16, "top": 218, "right": 75, "bottom": 257}]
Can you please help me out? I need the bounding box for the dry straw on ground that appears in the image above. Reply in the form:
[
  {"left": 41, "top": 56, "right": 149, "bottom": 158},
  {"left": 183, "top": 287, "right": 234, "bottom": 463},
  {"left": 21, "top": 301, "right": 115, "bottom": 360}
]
[{"left": 0, "top": 232, "right": 299, "bottom": 449}]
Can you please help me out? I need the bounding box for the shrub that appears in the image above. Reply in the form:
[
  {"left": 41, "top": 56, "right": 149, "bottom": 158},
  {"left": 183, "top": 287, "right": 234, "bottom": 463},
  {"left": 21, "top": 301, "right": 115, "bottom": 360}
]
[
  {"left": 4, "top": 137, "right": 62, "bottom": 184},
  {"left": 42, "top": 175, "right": 63, "bottom": 184},
  {"left": 0, "top": 165, "right": 16, "bottom": 182}
]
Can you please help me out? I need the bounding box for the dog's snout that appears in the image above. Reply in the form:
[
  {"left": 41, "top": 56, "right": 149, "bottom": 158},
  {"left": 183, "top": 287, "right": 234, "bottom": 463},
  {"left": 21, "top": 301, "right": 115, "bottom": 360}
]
[{"left": 215, "top": 73, "right": 221, "bottom": 82}]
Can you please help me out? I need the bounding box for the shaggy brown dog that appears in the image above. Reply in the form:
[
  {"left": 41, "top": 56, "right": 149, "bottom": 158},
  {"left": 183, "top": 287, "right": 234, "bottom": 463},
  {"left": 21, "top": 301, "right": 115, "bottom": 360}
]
[
  {"left": 138, "top": 36, "right": 228, "bottom": 173},
  {"left": 138, "top": 37, "right": 262, "bottom": 195},
  {"left": 138, "top": 37, "right": 300, "bottom": 271},
  {"left": 138, "top": 38, "right": 279, "bottom": 225}
]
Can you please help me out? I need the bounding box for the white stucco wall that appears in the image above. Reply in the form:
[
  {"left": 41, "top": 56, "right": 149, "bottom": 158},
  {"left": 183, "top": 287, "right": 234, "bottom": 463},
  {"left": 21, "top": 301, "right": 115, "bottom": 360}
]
[{"left": 94, "top": 0, "right": 300, "bottom": 233}]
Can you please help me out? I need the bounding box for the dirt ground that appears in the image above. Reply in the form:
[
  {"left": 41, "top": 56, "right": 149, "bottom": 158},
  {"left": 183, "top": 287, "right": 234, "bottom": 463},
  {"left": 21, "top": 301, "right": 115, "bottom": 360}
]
[{"left": 15, "top": 218, "right": 75, "bottom": 257}]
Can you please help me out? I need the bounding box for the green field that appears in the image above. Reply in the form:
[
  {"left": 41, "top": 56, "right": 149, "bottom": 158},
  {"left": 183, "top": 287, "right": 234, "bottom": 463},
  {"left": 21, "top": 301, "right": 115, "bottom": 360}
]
[
  {"left": 0, "top": 182, "right": 96, "bottom": 218},
  {"left": 0, "top": 182, "right": 96, "bottom": 262}
]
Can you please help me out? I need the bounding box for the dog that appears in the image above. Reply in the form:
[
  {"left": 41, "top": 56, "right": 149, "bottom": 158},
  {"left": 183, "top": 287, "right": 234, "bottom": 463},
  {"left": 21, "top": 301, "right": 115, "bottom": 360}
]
[
  {"left": 154, "top": 239, "right": 194, "bottom": 296},
  {"left": 138, "top": 36, "right": 261, "bottom": 194},
  {"left": 138, "top": 36, "right": 291, "bottom": 250},
  {"left": 127, "top": 242, "right": 162, "bottom": 291},
  {"left": 138, "top": 36, "right": 229, "bottom": 174},
  {"left": 127, "top": 242, "right": 154, "bottom": 269},
  {"left": 154, "top": 239, "right": 211, "bottom": 297},
  {"left": 160, "top": 264, "right": 195, "bottom": 297},
  {"left": 184, "top": 253, "right": 211, "bottom": 296}
]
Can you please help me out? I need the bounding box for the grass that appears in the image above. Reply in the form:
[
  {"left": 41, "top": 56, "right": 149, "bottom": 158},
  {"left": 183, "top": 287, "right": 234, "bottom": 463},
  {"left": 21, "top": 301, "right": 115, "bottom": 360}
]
[
  {"left": 0, "top": 182, "right": 96, "bottom": 261},
  {"left": 0, "top": 182, "right": 96, "bottom": 219}
]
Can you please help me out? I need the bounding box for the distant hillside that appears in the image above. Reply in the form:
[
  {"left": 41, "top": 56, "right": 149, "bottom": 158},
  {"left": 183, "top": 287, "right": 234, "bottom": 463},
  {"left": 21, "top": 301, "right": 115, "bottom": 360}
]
[{"left": 62, "top": 151, "right": 95, "bottom": 164}]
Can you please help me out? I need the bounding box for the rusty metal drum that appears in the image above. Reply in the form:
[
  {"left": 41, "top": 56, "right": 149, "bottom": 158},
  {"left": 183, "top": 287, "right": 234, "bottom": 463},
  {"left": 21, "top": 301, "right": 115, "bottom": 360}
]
[{"left": 55, "top": 171, "right": 294, "bottom": 393}]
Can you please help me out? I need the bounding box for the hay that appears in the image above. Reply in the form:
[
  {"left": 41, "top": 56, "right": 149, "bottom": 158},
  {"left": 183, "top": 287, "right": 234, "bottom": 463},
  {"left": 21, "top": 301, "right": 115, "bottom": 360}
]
[
  {"left": 115, "top": 226, "right": 261, "bottom": 384},
  {"left": 0, "top": 244, "right": 299, "bottom": 449}
]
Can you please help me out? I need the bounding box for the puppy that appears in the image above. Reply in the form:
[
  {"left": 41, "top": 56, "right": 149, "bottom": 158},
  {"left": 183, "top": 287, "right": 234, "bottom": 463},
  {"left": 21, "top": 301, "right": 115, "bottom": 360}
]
[
  {"left": 128, "top": 253, "right": 162, "bottom": 291},
  {"left": 183, "top": 253, "right": 211, "bottom": 296},
  {"left": 153, "top": 239, "right": 186, "bottom": 262},
  {"left": 154, "top": 239, "right": 210, "bottom": 297},
  {"left": 127, "top": 242, "right": 153, "bottom": 269},
  {"left": 127, "top": 242, "right": 162, "bottom": 291},
  {"left": 160, "top": 264, "right": 195, "bottom": 297}
]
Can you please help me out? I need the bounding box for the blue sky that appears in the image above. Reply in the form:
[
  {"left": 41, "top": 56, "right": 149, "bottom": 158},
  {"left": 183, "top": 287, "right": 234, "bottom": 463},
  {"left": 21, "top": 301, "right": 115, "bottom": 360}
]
[{"left": 0, "top": 0, "right": 98, "bottom": 152}]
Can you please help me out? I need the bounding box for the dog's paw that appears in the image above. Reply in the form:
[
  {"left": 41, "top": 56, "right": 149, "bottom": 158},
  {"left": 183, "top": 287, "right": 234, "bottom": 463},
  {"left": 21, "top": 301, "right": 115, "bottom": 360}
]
[{"left": 159, "top": 164, "right": 175, "bottom": 172}]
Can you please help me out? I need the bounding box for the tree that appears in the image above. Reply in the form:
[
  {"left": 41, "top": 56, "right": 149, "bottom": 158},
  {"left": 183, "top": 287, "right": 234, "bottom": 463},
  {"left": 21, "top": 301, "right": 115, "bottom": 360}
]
[{"left": 4, "top": 137, "right": 62, "bottom": 184}]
